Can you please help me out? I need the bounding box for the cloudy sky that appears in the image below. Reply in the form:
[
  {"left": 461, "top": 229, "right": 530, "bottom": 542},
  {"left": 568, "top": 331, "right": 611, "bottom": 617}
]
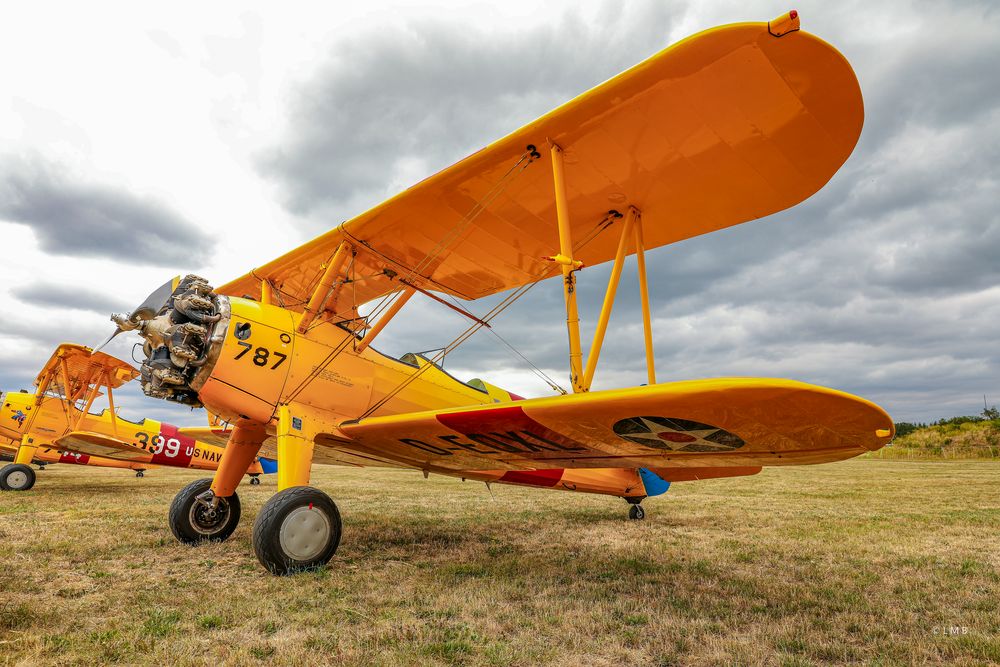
[{"left": 0, "top": 0, "right": 997, "bottom": 426}]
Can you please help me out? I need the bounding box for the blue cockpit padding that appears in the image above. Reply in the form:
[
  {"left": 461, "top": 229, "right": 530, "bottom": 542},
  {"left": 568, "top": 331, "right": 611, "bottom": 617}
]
[
  {"left": 638, "top": 468, "right": 671, "bottom": 497},
  {"left": 259, "top": 457, "right": 278, "bottom": 474}
]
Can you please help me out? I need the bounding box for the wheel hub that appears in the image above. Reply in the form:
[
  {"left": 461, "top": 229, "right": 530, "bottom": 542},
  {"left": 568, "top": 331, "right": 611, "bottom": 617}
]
[
  {"left": 189, "top": 499, "right": 230, "bottom": 535},
  {"left": 279, "top": 506, "right": 331, "bottom": 561},
  {"left": 7, "top": 471, "right": 28, "bottom": 489}
]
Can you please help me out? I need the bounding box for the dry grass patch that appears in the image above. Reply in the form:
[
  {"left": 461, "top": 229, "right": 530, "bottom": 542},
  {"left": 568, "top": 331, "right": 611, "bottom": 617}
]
[{"left": 0, "top": 460, "right": 997, "bottom": 665}]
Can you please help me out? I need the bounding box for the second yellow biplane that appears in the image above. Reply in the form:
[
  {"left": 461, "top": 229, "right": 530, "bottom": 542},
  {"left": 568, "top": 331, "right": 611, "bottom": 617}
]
[
  {"left": 103, "top": 12, "right": 893, "bottom": 574},
  {"left": 0, "top": 344, "right": 275, "bottom": 493}
]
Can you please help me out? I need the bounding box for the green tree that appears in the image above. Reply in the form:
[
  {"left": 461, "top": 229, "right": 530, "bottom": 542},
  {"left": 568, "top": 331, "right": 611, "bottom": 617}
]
[{"left": 893, "top": 422, "right": 923, "bottom": 438}]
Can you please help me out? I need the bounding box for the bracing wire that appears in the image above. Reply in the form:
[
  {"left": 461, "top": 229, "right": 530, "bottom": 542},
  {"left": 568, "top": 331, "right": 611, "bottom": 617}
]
[
  {"left": 440, "top": 292, "right": 568, "bottom": 395},
  {"left": 284, "top": 149, "right": 539, "bottom": 403},
  {"left": 357, "top": 272, "right": 550, "bottom": 420},
  {"left": 358, "top": 149, "right": 537, "bottom": 326},
  {"left": 355, "top": 209, "right": 629, "bottom": 418}
]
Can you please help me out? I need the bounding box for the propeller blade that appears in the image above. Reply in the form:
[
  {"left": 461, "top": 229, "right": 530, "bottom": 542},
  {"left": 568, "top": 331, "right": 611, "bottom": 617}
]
[
  {"left": 94, "top": 277, "right": 179, "bottom": 353},
  {"left": 93, "top": 327, "right": 123, "bottom": 353},
  {"left": 130, "top": 278, "right": 178, "bottom": 322}
]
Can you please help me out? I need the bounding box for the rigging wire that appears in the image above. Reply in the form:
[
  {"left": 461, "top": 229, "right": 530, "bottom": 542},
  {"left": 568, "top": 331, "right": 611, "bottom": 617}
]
[
  {"left": 357, "top": 271, "right": 550, "bottom": 420},
  {"left": 283, "top": 149, "right": 538, "bottom": 403},
  {"left": 358, "top": 148, "right": 537, "bottom": 327},
  {"left": 285, "top": 152, "right": 628, "bottom": 410},
  {"left": 440, "top": 292, "right": 567, "bottom": 395},
  {"left": 354, "top": 209, "right": 631, "bottom": 418}
]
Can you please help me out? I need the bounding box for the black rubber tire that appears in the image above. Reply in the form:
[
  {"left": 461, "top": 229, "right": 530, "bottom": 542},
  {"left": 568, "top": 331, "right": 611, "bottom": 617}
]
[
  {"left": 252, "top": 486, "right": 342, "bottom": 576},
  {"left": 168, "top": 478, "right": 241, "bottom": 544},
  {"left": 0, "top": 464, "right": 36, "bottom": 491},
  {"left": 628, "top": 504, "right": 645, "bottom": 521},
  {"left": 136, "top": 470, "right": 145, "bottom": 478},
  {"left": 249, "top": 476, "right": 261, "bottom": 486}
]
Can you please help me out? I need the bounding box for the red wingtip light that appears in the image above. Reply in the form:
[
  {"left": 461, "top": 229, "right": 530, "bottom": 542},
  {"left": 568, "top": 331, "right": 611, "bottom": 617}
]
[{"left": 790, "top": 9, "right": 798, "bottom": 19}]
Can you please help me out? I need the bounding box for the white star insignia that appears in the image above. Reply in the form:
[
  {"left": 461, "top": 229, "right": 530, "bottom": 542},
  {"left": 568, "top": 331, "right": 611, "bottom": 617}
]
[{"left": 621, "top": 418, "right": 737, "bottom": 451}]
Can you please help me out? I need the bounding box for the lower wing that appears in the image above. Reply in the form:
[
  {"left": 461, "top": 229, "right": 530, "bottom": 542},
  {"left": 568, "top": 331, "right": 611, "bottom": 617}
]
[{"left": 325, "top": 378, "right": 892, "bottom": 472}]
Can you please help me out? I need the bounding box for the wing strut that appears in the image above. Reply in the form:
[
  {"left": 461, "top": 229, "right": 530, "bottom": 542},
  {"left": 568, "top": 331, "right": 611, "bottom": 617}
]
[
  {"left": 57, "top": 355, "right": 74, "bottom": 422},
  {"left": 582, "top": 207, "right": 637, "bottom": 390},
  {"left": 74, "top": 375, "right": 103, "bottom": 430},
  {"left": 548, "top": 143, "right": 586, "bottom": 393},
  {"left": 548, "top": 150, "right": 658, "bottom": 391},
  {"left": 103, "top": 369, "right": 119, "bottom": 437},
  {"left": 634, "top": 213, "right": 657, "bottom": 385},
  {"left": 297, "top": 242, "right": 352, "bottom": 333},
  {"left": 356, "top": 287, "right": 416, "bottom": 353}
]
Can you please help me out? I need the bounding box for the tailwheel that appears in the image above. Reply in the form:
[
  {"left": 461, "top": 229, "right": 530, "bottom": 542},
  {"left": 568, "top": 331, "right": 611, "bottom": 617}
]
[
  {"left": 0, "top": 464, "right": 36, "bottom": 491},
  {"left": 249, "top": 474, "right": 261, "bottom": 486},
  {"left": 169, "top": 478, "right": 241, "bottom": 544},
  {"left": 252, "top": 486, "right": 342, "bottom": 576},
  {"left": 136, "top": 470, "right": 145, "bottom": 478},
  {"left": 628, "top": 504, "right": 646, "bottom": 521}
]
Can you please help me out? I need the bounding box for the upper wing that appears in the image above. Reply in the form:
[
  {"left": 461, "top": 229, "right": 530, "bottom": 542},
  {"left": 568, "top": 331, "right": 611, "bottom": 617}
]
[
  {"left": 324, "top": 379, "right": 892, "bottom": 472},
  {"left": 219, "top": 18, "right": 862, "bottom": 318},
  {"left": 36, "top": 343, "right": 138, "bottom": 397}
]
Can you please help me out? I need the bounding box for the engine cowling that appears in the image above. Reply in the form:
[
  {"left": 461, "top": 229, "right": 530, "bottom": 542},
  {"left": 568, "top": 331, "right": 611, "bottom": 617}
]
[{"left": 131, "top": 275, "right": 300, "bottom": 426}]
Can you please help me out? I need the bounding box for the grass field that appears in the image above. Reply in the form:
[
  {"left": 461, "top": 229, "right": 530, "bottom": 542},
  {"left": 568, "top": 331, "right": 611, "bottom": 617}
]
[{"left": 1, "top": 460, "right": 998, "bottom": 666}]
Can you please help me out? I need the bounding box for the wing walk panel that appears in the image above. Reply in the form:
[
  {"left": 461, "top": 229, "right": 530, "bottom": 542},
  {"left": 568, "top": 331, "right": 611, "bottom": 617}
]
[{"left": 218, "top": 21, "right": 863, "bottom": 321}]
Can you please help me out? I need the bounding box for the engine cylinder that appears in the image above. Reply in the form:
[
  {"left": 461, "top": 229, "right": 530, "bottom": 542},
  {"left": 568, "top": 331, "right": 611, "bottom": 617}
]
[{"left": 136, "top": 275, "right": 230, "bottom": 406}]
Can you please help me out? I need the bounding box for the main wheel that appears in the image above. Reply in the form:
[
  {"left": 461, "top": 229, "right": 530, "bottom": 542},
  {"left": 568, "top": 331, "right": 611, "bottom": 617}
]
[
  {"left": 168, "top": 478, "right": 241, "bottom": 544},
  {"left": 628, "top": 504, "right": 645, "bottom": 521},
  {"left": 249, "top": 475, "right": 261, "bottom": 486},
  {"left": 136, "top": 470, "right": 145, "bottom": 478},
  {"left": 252, "top": 486, "right": 342, "bottom": 576},
  {"left": 0, "top": 464, "right": 36, "bottom": 491}
]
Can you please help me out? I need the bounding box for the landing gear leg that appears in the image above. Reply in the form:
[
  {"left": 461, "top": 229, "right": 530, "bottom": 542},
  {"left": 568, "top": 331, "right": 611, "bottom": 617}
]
[
  {"left": 251, "top": 405, "right": 335, "bottom": 575},
  {"left": 13, "top": 440, "right": 38, "bottom": 467}
]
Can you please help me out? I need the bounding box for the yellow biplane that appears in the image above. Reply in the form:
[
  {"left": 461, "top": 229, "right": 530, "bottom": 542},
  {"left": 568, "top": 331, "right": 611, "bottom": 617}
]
[
  {"left": 103, "top": 13, "right": 893, "bottom": 574},
  {"left": 0, "top": 344, "right": 274, "bottom": 492}
]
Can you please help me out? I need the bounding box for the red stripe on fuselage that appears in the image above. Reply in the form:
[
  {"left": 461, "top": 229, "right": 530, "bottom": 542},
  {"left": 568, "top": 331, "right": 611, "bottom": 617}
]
[
  {"left": 150, "top": 423, "right": 196, "bottom": 467},
  {"left": 498, "top": 469, "right": 564, "bottom": 487},
  {"left": 59, "top": 451, "right": 90, "bottom": 465}
]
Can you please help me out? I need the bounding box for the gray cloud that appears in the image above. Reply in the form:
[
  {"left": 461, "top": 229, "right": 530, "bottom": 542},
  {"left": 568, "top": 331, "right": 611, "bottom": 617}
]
[
  {"left": 0, "top": 153, "right": 214, "bottom": 267},
  {"left": 11, "top": 282, "right": 131, "bottom": 315},
  {"left": 258, "top": 2, "right": 688, "bottom": 220}
]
